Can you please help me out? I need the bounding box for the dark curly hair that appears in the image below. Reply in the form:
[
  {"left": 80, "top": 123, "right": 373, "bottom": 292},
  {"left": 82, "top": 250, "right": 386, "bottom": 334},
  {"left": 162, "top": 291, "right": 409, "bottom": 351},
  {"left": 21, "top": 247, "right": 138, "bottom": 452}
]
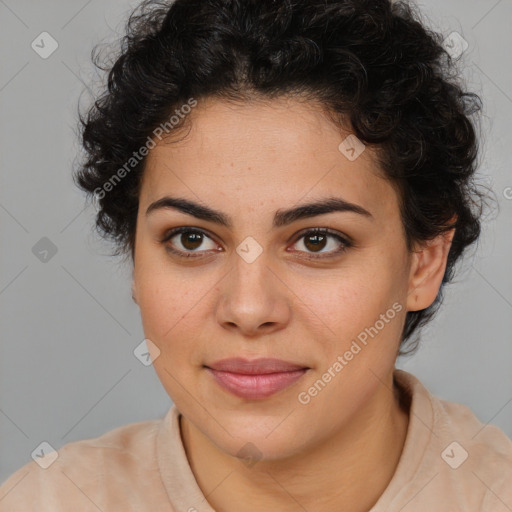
[{"left": 74, "top": 0, "right": 490, "bottom": 355}]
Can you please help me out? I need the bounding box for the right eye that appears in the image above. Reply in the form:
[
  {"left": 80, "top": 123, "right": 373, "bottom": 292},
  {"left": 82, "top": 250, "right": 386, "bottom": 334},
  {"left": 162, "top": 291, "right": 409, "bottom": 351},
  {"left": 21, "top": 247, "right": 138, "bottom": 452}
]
[{"left": 161, "top": 227, "right": 221, "bottom": 258}]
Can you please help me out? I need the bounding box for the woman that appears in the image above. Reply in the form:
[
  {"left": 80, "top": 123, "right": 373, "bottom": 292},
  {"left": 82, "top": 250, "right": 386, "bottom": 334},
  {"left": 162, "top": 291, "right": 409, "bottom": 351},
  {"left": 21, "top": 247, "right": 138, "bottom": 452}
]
[{"left": 1, "top": 0, "right": 511, "bottom": 510}]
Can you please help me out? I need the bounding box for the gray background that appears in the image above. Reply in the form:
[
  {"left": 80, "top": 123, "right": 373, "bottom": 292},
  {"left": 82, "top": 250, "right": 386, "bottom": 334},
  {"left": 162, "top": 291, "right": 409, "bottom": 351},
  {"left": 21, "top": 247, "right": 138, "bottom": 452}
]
[{"left": 1, "top": 0, "right": 511, "bottom": 483}]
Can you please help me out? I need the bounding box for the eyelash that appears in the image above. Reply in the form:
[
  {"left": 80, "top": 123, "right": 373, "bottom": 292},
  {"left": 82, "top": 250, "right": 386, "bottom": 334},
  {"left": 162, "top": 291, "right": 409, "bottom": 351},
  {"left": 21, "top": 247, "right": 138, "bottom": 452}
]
[{"left": 160, "top": 227, "right": 352, "bottom": 260}]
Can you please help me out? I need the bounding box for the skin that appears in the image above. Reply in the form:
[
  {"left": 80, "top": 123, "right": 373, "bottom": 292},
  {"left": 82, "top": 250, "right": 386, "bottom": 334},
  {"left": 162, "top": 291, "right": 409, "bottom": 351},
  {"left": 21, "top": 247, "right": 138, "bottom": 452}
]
[{"left": 131, "top": 95, "right": 455, "bottom": 512}]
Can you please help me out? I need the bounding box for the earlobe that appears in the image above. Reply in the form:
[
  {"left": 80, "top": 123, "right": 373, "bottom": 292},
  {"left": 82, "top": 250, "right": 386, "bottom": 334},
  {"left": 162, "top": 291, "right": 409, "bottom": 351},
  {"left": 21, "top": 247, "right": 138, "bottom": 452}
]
[
  {"left": 131, "top": 281, "right": 138, "bottom": 305},
  {"left": 406, "top": 227, "right": 455, "bottom": 312}
]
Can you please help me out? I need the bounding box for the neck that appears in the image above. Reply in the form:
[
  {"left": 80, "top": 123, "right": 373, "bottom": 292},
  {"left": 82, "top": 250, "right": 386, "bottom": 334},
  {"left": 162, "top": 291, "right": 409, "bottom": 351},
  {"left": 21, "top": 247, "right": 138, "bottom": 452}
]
[{"left": 180, "top": 369, "right": 409, "bottom": 512}]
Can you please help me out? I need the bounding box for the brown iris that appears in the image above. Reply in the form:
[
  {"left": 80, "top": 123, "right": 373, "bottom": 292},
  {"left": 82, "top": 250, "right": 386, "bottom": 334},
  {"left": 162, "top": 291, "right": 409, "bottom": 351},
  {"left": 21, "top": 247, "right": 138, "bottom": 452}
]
[
  {"left": 303, "top": 233, "right": 327, "bottom": 252},
  {"left": 181, "top": 231, "right": 203, "bottom": 250}
]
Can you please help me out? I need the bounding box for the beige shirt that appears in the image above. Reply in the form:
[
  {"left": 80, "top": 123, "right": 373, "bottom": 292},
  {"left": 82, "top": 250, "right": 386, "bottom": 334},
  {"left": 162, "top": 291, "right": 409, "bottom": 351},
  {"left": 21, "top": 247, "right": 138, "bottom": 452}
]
[{"left": 1, "top": 370, "right": 511, "bottom": 511}]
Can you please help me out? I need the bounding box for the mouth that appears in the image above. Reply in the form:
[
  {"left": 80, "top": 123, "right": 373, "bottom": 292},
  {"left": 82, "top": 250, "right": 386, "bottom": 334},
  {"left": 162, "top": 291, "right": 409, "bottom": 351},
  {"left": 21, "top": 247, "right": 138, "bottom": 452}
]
[{"left": 204, "top": 357, "right": 310, "bottom": 400}]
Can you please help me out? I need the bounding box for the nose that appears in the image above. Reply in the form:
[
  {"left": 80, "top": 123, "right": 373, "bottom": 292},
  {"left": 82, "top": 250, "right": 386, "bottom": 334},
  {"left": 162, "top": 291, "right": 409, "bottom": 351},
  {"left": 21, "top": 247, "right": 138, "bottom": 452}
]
[{"left": 215, "top": 251, "right": 291, "bottom": 337}]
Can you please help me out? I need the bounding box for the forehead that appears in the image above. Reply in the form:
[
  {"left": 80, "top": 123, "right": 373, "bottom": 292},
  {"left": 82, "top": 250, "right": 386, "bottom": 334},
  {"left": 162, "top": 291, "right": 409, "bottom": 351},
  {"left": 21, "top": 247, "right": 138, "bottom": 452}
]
[{"left": 140, "top": 96, "right": 398, "bottom": 224}]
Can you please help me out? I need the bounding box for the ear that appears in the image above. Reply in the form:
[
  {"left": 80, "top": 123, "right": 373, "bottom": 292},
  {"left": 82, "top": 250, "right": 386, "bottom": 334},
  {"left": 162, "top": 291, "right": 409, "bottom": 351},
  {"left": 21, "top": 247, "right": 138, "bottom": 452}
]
[
  {"left": 131, "top": 278, "right": 138, "bottom": 305},
  {"left": 406, "top": 225, "right": 456, "bottom": 312}
]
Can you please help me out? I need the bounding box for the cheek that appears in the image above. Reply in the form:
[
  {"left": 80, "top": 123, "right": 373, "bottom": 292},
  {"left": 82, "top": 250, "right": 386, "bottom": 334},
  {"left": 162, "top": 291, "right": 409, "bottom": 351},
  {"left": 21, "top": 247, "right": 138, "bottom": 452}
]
[
  {"left": 298, "top": 268, "right": 391, "bottom": 332},
  {"left": 135, "top": 264, "right": 217, "bottom": 366},
  {"left": 135, "top": 244, "right": 204, "bottom": 330},
  {"left": 138, "top": 279, "right": 199, "bottom": 338},
  {"left": 136, "top": 272, "right": 206, "bottom": 398},
  {"left": 297, "top": 264, "right": 405, "bottom": 372},
  {"left": 294, "top": 272, "right": 404, "bottom": 421}
]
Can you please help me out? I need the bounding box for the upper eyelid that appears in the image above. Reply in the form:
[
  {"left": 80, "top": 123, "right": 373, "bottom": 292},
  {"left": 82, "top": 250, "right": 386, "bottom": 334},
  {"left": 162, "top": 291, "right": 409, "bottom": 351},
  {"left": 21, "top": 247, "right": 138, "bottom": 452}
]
[
  {"left": 288, "top": 229, "right": 351, "bottom": 252},
  {"left": 162, "top": 226, "right": 216, "bottom": 242}
]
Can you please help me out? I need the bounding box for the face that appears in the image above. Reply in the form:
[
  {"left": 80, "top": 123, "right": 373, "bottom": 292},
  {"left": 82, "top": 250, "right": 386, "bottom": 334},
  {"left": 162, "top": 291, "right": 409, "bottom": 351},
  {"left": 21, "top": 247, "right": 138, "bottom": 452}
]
[{"left": 132, "top": 96, "right": 424, "bottom": 461}]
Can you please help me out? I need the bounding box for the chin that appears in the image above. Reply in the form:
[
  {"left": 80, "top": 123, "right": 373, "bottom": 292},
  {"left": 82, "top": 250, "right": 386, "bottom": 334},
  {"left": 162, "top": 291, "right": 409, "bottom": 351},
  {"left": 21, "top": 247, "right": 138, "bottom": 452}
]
[
  {"left": 209, "top": 413, "right": 311, "bottom": 462},
  {"left": 223, "top": 434, "right": 304, "bottom": 465}
]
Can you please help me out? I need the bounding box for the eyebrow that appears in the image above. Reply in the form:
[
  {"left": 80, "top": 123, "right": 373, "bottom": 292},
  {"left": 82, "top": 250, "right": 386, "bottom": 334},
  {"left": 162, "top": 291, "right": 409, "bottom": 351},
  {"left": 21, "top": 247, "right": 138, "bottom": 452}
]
[{"left": 145, "top": 196, "right": 373, "bottom": 228}]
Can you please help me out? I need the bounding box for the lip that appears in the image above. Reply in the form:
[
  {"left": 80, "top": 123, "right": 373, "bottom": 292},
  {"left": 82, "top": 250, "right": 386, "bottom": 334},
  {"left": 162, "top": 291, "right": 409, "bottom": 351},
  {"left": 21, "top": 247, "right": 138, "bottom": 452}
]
[{"left": 205, "top": 358, "right": 309, "bottom": 400}]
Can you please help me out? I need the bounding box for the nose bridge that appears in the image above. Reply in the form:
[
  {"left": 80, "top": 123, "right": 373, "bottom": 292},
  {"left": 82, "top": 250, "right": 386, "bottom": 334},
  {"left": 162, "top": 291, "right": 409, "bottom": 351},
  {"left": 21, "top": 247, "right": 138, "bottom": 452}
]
[
  {"left": 229, "top": 245, "right": 275, "bottom": 299},
  {"left": 216, "top": 244, "right": 289, "bottom": 333}
]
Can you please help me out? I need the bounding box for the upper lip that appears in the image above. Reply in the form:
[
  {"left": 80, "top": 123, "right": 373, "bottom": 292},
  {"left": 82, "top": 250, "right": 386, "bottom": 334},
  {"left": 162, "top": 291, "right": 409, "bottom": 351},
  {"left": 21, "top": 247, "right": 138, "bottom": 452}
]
[{"left": 205, "top": 357, "right": 308, "bottom": 374}]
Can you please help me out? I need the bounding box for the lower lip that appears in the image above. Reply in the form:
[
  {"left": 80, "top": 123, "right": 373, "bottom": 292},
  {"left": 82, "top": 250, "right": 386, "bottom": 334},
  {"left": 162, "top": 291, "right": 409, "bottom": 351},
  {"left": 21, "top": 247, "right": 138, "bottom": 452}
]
[{"left": 206, "top": 368, "right": 308, "bottom": 400}]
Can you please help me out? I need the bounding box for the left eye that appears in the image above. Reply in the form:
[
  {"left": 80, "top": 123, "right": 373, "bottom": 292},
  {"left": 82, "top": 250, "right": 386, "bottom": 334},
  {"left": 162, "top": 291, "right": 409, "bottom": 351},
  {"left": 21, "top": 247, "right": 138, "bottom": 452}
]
[{"left": 289, "top": 229, "right": 350, "bottom": 257}]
